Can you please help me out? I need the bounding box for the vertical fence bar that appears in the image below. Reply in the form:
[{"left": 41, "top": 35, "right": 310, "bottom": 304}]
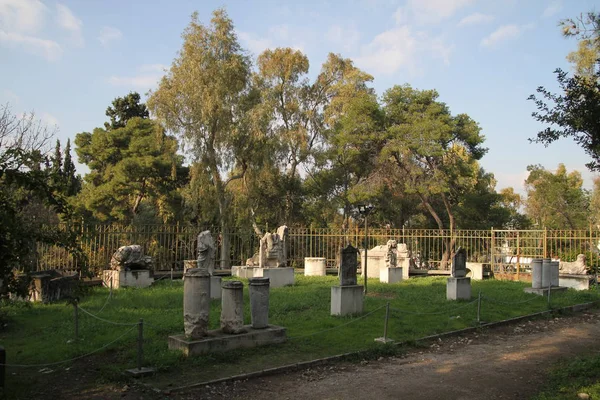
[{"left": 137, "top": 319, "right": 143, "bottom": 370}]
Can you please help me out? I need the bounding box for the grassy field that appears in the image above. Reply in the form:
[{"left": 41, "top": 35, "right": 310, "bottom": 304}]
[{"left": 1, "top": 275, "right": 599, "bottom": 397}]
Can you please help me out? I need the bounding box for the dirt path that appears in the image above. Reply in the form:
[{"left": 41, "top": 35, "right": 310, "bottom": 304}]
[{"left": 174, "top": 309, "right": 600, "bottom": 400}]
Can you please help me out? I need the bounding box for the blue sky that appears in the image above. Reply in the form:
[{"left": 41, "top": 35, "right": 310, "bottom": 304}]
[{"left": 0, "top": 0, "right": 597, "bottom": 194}]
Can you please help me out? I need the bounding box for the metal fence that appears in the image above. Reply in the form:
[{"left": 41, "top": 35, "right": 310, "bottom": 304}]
[{"left": 33, "top": 225, "right": 600, "bottom": 274}]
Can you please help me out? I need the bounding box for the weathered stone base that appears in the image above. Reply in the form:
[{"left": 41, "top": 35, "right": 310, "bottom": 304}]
[
  {"left": 447, "top": 277, "right": 471, "bottom": 300},
  {"left": 102, "top": 269, "right": 153, "bottom": 289},
  {"left": 331, "top": 285, "right": 364, "bottom": 316},
  {"left": 168, "top": 325, "right": 287, "bottom": 356},
  {"left": 304, "top": 257, "right": 326, "bottom": 276},
  {"left": 210, "top": 275, "right": 222, "bottom": 299},
  {"left": 232, "top": 266, "right": 260, "bottom": 279},
  {"left": 374, "top": 337, "right": 394, "bottom": 344},
  {"left": 257, "top": 267, "right": 295, "bottom": 288},
  {"left": 125, "top": 367, "right": 155, "bottom": 377},
  {"left": 380, "top": 267, "right": 403, "bottom": 284},
  {"left": 466, "top": 262, "right": 489, "bottom": 280},
  {"left": 559, "top": 274, "right": 592, "bottom": 291},
  {"left": 524, "top": 286, "right": 568, "bottom": 296}
]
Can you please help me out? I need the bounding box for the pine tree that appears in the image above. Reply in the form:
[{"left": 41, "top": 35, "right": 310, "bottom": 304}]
[{"left": 63, "top": 139, "right": 81, "bottom": 196}]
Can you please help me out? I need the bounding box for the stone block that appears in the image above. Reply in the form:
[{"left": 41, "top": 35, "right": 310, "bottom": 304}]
[
  {"left": 210, "top": 276, "right": 222, "bottom": 299},
  {"left": 361, "top": 249, "right": 386, "bottom": 279},
  {"left": 559, "top": 274, "right": 592, "bottom": 291},
  {"left": 446, "top": 277, "right": 471, "bottom": 301},
  {"left": 257, "top": 267, "right": 294, "bottom": 288},
  {"left": 232, "top": 266, "right": 260, "bottom": 279},
  {"left": 168, "top": 325, "right": 287, "bottom": 356},
  {"left": 524, "top": 286, "right": 568, "bottom": 296},
  {"left": 331, "top": 285, "right": 364, "bottom": 316},
  {"left": 304, "top": 257, "right": 326, "bottom": 276},
  {"left": 102, "top": 269, "right": 153, "bottom": 289},
  {"left": 466, "top": 263, "right": 484, "bottom": 280},
  {"left": 380, "top": 267, "right": 403, "bottom": 284}
]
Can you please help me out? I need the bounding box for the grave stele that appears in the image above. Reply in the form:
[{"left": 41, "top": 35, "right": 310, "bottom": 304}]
[
  {"left": 451, "top": 247, "right": 467, "bottom": 278},
  {"left": 340, "top": 244, "right": 358, "bottom": 286}
]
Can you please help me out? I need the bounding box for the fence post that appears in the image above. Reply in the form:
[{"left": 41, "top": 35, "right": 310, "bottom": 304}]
[
  {"left": 490, "top": 228, "right": 495, "bottom": 274},
  {"left": 0, "top": 345, "right": 5, "bottom": 389},
  {"left": 74, "top": 299, "right": 79, "bottom": 341},
  {"left": 547, "top": 282, "right": 551, "bottom": 308},
  {"left": 383, "top": 302, "right": 390, "bottom": 340},
  {"left": 477, "top": 291, "right": 482, "bottom": 324},
  {"left": 137, "top": 319, "right": 143, "bottom": 370}
]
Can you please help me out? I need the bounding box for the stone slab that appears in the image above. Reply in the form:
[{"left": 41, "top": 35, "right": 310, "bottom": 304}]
[
  {"left": 304, "top": 257, "right": 326, "bottom": 276},
  {"left": 102, "top": 269, "right": 153, "bottom": 289},
  {"left": 380, "top": 267, "right": 403, "bottom": 284},
  {"left": 524, "top": 286, "right": 568, "bottom": 296},
  {"left": 446, "top": 277, "right": 471, "bottom": 301},
  {"left": 125, "top": 367, "right": 155, "bottom": 377},
  {"left": 210, "top": 275, "right": 222, "bottom": 299},
  {"left": 168, "top": 325, "right": 287, "bottom": 356},
  {"left": 232, "top": 266, "right": 261, "bottom": 279},
  {"left": 466, "top": 263, "right": 486, "bottom": 280},
  {"left": 559, "top": 274, "right": 592, "bottom": 291},
  {"left": 374, "top": 337, "right": 394, "bottom": 344},
  {"left": 360, "top": 250, "right": 386, "bottom": 279},
  {"left": 331, "top": 285, "right": 364, "bottom": 316},
  {"left": 257, "top": 267, "right": 295, "bottom": 288}
]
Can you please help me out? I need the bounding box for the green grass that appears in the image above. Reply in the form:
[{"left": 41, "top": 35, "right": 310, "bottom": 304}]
[
  {"left": 532, "top": 355, "right": 600, "bottom": 399},
  {"left": 1, "top": 275, "right": 599, "bottom": 397}
]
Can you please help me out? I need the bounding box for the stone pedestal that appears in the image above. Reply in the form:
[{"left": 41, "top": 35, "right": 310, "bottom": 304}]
[
  {"left": 232, "top": 266, "right": 260, "bottom": 279},
  {"left": 531, "top": 259, "right": 543, "bottom": 289},
  {"left": 249, "top": 277, "right": 270, "bottom": 329},
  {"left": 380, "top": 267, "right": 403, "bottom": 284},
  {"left": 524, "top": 286, "right": 568, "bottom": 296},
  {"left": 220, "top": 281, "right": 245, "bottom": 334},
  {"left": 102, "top": 269, "right": 153, "bottom": 289},
  {"left": 168, "top": 325, "right": 287, "bottom": 356},
  {"left": 541, "top": 258, "right": 552, "bottom": 288},
  {"left": 446, "top": 277, "right": 471, "bottom": 301},
  {"left": 466, "top": 263, "right": 485, "bottom": 280},
  {"left": 210, "top": 276, "right": 222, "bottom": 300},
  {"left": 304, "top": 257, "right": 326, "bottom": 276},
  {"left": 559, "top": 274, "right": 592, "bottom": 291},
  {"left": 257, "top": 267, "right": 294, "bottom": 288},
  {"left": 183, "top": 269, "right": 211, "bottom": 339},
  {"left": 331, "top": 285, "right": 364, "bottom": 316},
  {"left": 550, "top": 261, "right": 560, "bottom": 287}
]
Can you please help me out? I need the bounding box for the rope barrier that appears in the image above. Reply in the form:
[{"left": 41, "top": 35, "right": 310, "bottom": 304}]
[
  {"left": 482, "top": 295, "right": 542, "bottom": 306},
  {"left": 77, "top": 306, "right": 138, "bottom": 327},
  {"left": 389, "top": 299, "right": 478, "bottom": 316},
  {"left": 0, "top": 325, "right": 137, "bottom": 368}
]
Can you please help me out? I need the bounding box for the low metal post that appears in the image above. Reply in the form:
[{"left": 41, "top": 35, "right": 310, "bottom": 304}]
[
  {"left": 383, "top": 302, "right": 390, "bottom": 341},
  {"left": 0, "top": 345, "right": 5, "bottom": 389},
  {"left": 74, "top": 299, "right": 79, "bottom": 341},
  {"left": 477, "top": 292, "right": 482, "bottom": 324},
  {"left": 137, "top": 319, "right": 143, "bottom": 370},
  {"left": 547, "top": 282, "right": 551, "bottom": 308},
  {"left": 170, "top": 267, "right": 173, "bottom": 281}
]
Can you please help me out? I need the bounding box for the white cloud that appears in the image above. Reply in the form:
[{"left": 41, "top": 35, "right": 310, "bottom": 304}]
[
  {"left": 107, "top": 64, "right": 167, "bottom": 90},
  {"left": 0, "top": 30, "right": 62, "bottom": 61},
  {"left": 238, "top": 28, "right": 306, "bottom": 57},
  {"left": 56, "top": 3, "right": 83, "bottom": 47},
  {"left": 354, "top": 26, "right": 452, "bottom": 75},
  {"left": 0, "top": 0, "right": 47, "bottom": 34},
  {"left": 40, "top": 111, "right": 59, "bottom": 128},
  {"left": 481, "top": 24, "right": 534, "bottom": 47},
  {"left": 542, "top": 1, "right": 561, "bottom": 18},
  {"left": 458, "top": 12, "right": 494, "bottom": 27},
  {"left": 98, "top": 26, "right": 122, "bottom": 47},
  {"left": 394, "top": 0, "right": 475, "bottom": 25},
  {"left": 326, "top": 25, "right": 360, "bottom": 52}
]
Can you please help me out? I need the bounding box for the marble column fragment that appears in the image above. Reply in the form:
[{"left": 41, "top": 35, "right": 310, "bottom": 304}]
[
  {"left": 531, "top": 259, "right": 542, "bottom": 289},
  {"left": 249, "top": 277, "right": 270, "bottom": 329},
  {"left": 183, "top": 268, "right": 211, "bottom": 339},
  {"left": 220, "top": 280, "right": 246, "bottom": 334}
]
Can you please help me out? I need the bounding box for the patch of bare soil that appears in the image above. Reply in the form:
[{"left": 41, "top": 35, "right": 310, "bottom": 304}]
[{"left": 16, "top": 308, "right": 600, "bottom": 400}]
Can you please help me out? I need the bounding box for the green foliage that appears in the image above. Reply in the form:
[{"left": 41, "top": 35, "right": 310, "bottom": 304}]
[
  {"left": 561, "top": 11, "right": 600, "bottom": 80},
  {"left": 529, "top": 66, "right": 600, "bottom": 171},
  {"left": 75, "top": 116, "right": 186, "bottom": 224},
  {"left": 532, "top": 354, "right": 600, "bottom": 400},
  {"left": 104, "top": 92, "right": 149, "bottom": 131},
  {"left": 525, "top": 164, "right": 589, "bottom": 229}
]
